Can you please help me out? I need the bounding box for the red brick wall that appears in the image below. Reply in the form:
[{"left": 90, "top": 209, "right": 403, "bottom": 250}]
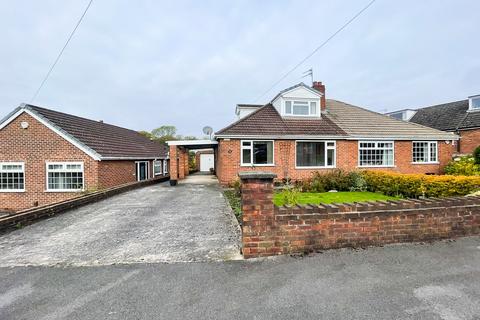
[
  {"left": 0, "top": 112, "right": 99, "bottom": 211},
  {"left": 98, "top": 161, "right": 137, "bottom": 189},
  {"left": 459, "top": 129, "right": 480, "bottom": 154},
  {"left": 217, "top": 139, "right": 454, "bottom": 185},
  {"left": 240, "top": 174, "right": 480, "bottom": 259}
]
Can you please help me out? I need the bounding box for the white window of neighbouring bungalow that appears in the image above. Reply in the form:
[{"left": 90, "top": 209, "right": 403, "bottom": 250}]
[
  {"left": 296, "top": 141, "right": 336, "bottom": 168},
  {"left": 0, "top": 162, "right": 25, "bottom": 192},
  {"left": 241, "top": 140, "right": 274, "bottom": 166},
  {"left": 154, "top": 160, "right": 163, "bottom": 176},
  {"left": 163, "top": 160, "right": 168, "bottom": 174},
  {"left": 412, "top": 141, "right": 438, "bottom": 163},
  {"left": 46, "top": 162, "right": 84, "bottom": 192},
  {"left": 469, "top": 95, "right": 480, "bottom": 111},
  {"left": 284, "top": 100, "right": 318, "bottom": 117},
  {"left": 358, "top": 141, "right": 394, "bottom": 167}
]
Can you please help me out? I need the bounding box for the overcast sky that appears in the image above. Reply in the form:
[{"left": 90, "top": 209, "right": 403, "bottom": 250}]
[{"left": 1, "top": 0, "right": 479, "bottom": 136}]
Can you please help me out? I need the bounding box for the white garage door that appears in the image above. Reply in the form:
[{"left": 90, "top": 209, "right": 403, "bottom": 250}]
[{"left": 200, "top": 154, "right": 214, "bottom": 172}]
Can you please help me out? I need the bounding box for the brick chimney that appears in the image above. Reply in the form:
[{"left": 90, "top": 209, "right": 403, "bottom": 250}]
[{"left": 312, "top": 81, "right": 326, "bottom": 111}]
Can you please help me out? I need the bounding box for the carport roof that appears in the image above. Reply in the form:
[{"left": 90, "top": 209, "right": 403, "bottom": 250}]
[{"left": 167, "top": 140, "right": 218, "bottom": 149}]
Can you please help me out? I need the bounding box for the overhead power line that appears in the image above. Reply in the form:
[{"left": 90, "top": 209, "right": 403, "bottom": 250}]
[
  {"left": 30, "top": 0, "right": 94, "bottom": 103},
  {"left": 253, "top": 0, "right": 376, "bottom": 103}
]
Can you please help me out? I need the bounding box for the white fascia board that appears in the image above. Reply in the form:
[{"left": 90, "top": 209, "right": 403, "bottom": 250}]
[
  {"left": 167, "top": 140, "right": 218, "bottom": 146},
  {"left": 0, "top": 108, "right": 24, "bottom": 130},
  {"left": 23, "top": 109, "right": 103, "bottom": 161},
  {"left": 346, "top": 134, "right": 459, "bottom": 141},
  {"left": 101, "top": 156, "right": 168, "bottom": 160},
  {"left": 215, "top": 134, "right": 459, "bottom": 141},
  {"left": 215, "top": 134, "right": 349, "bottom": 140}
]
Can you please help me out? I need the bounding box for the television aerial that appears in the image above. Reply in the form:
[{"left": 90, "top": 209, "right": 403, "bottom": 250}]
[{"left": 203, "top": 126, "right": 213, "bottom": 139}]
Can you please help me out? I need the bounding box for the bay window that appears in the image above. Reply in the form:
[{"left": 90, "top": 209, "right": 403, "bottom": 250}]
[
  {"left": 413, "top": 141, "right": 438, "bottom": 163},
  {"left": 359, "top": 141, "right": 394, "bottom": 167},
  {"left": 46, "top": 162, "right": 84, "bottom": 191},
  {"left": 241, "top": 140, "right": 274, "bottom": 166},
  {"left": 0, "top": 162, "right": 25, "bottom": 192},
  {"left": 296, "top": 141, "right": 335, "bottom": 168}
]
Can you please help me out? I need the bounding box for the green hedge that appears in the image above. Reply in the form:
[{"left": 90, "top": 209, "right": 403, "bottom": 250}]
[{"left": 362, "top": 171, "right": 480, "bottom": 198}]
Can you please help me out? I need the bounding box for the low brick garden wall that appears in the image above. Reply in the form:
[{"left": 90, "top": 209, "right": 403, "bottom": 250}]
[
  {"left": 239, "top": 172, "right": 480, "bottom": 259},
  {"left": 0, "top": 176, "right": 169, "bottom": 232}
]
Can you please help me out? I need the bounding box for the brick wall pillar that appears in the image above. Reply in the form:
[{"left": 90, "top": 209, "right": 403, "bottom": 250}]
[
  {"left": 184, "top": 149, "right": 189, "bottom": 176},
  {"left": 239, "top": 171, "right": 277, "bottom": 259},
  {"left": 169, "top": 145, "right": 178, "bottom": 184},
  {"left": 178, "top": 148, "right": 185, "bottom": 180}
]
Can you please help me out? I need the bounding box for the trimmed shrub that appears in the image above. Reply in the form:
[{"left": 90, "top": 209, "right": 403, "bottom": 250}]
[
  {"left": 444, "top": 156, "right": 480, "bottom": 176},
  {"left": 361, "top": 171, "right": 480, "bottom": 198},
  {"left": 474, "top": 146, "right": 480, "bottom": 165},
  {"left": 295, "top": 169, "right": 366, "bottom": 192}
]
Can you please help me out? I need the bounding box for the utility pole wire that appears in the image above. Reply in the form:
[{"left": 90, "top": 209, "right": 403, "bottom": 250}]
[
  {"left": 30, "top": 0, "right": 94, "bottom": 103},
  {"left": 253, "top": 0, "right": 376, "bottom": 103}
]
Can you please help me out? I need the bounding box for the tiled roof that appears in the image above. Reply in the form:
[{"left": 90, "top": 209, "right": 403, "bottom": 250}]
[
  {"left": 325, "top": 100, "right": 456, "bottom": 139},
  {"left": 216, "top": 100, "right": 457, "bottom": 140},
  {"left": 410, "top": 100, "right": 480, "bottom": 131},
  {"left": 25, "top": 105, "right": 168, "bottom": 159},
  {"left": 216, "top": 104, "right": 346, "bottom": 136}
]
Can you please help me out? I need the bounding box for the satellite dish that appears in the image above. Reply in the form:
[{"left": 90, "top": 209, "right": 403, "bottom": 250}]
[{"left": 203, "top": 126, "right": 213, "bottom": 139}]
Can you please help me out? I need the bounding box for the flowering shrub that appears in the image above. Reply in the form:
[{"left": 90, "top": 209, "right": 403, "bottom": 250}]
[{"left": 444, "top": 156, "right": 480, "bottom": 176}]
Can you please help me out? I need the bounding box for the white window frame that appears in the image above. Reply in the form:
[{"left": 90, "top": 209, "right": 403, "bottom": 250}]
[
  {"left": 135, "top": 161, "right": 150, "bottom": 181},
  {"left": 284, "top": 100, "right": 319, "bottom": 117},
  {"left": 295, "top": 140, "right": 336, "bottom": 169},
  {"left": 163, "top": 160, "right": 168, "bottom": 174},
  {"left": 468, "top": 95, "right": 480, "bottom": 111},
  {"left": 0, "top": 162, "right": 25, "bottom": 192},
  {"left": 358, "top": 141, "right": 395, "bottom": 168},
  {"left": 46, "top": 161, "right": 84, "bottom": 192},
  {"left": 153, "top": 160, "right": 163, "bottom": 176},
  {"left": 240, "top": 140, "right": 275, "bottom": 167},
  {"left": 412, "top": 141, "right": 438, "bottom": 164}
]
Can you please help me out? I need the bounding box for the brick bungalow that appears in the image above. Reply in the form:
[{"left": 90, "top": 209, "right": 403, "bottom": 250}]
[
  {"left": 0, "top": 104, "right": 169, "bottom": 212},
  {"left": 387, "top": 95, "right": 480, "bottom": 154},
  {"left": 210, "top": 82, "right": 458, "bottom": 185}
]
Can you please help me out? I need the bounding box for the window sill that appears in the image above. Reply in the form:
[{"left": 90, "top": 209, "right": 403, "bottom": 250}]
[
  {"left": 357, "top": 165, "right": 396, "bottom": 168},
  {"left": 0, "top": 190, "right": 25, "bottom": 193},
  {"left": 240, "top": 164, "right": 275, "bottom": 167},
  {"left": 45, "top": 190, "right": 84, "bottom": 193},
  {"left": 411, "top": 162, "right": 439, "bottom": 165},
  {"left": 295, "top": 166, "right": 336, "bottom": 170}
]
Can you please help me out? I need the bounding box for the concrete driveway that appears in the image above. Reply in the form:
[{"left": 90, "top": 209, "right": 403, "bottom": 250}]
[{"left": 0, "top": 175, "right": 241, "bottom": 266}]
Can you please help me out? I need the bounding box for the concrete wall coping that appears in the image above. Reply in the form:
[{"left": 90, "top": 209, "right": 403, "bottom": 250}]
[{"left": 238, "top": 172, "right": 277, "bottom": 180}]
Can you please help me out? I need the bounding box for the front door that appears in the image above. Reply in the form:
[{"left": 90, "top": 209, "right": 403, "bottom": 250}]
[{"left": 137, "top": 162, "right": 148, "bottom": 181}]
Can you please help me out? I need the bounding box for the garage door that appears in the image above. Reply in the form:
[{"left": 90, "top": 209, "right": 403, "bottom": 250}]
[{"left": 200, "top": 154, "right": 214, "bottom": 172}]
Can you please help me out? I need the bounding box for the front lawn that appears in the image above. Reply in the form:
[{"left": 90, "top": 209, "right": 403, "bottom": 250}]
[{"left": 274, "top": 191, "right": 399, "bottom": 206}]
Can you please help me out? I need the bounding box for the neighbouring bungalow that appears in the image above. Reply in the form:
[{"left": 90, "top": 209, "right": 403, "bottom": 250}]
[
  {"left": 0, "top": 104, "right": 169, "bottom": 212},
  {"left": 387, "top": 95, "right": 480, "bottom": 154},
  {"left": 169, "top": 82, "right": 458, "bottom": 186}
]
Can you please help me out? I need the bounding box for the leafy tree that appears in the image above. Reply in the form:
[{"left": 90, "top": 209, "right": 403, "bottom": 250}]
[
  {"left": 139, "top": 125, "right": 199, "bottom": 143},
  {"left": 138, "top": 131, "right": 154, "bottom": 139}
]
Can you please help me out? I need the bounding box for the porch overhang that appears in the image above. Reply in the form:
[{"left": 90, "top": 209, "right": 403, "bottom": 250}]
[{"left": 167, "top": 139, "right": 218, "bottom": 149}]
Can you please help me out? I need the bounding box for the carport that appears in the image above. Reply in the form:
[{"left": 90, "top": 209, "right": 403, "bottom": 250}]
[{"left": 167, "top": 140, "right": 218, "bottom": 185}]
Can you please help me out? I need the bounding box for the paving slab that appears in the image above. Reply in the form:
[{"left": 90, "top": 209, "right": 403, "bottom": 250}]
[{"left": 0, "top": 178, "right": 241, "bottom": 266}]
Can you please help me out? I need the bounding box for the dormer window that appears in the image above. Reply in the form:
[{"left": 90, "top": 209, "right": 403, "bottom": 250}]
[
  {"left": 469, "top": 95, "right": 480, "bottom": 111},
  {"left": 285, "top": 100, "right": 318, "bottom": 116}
]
